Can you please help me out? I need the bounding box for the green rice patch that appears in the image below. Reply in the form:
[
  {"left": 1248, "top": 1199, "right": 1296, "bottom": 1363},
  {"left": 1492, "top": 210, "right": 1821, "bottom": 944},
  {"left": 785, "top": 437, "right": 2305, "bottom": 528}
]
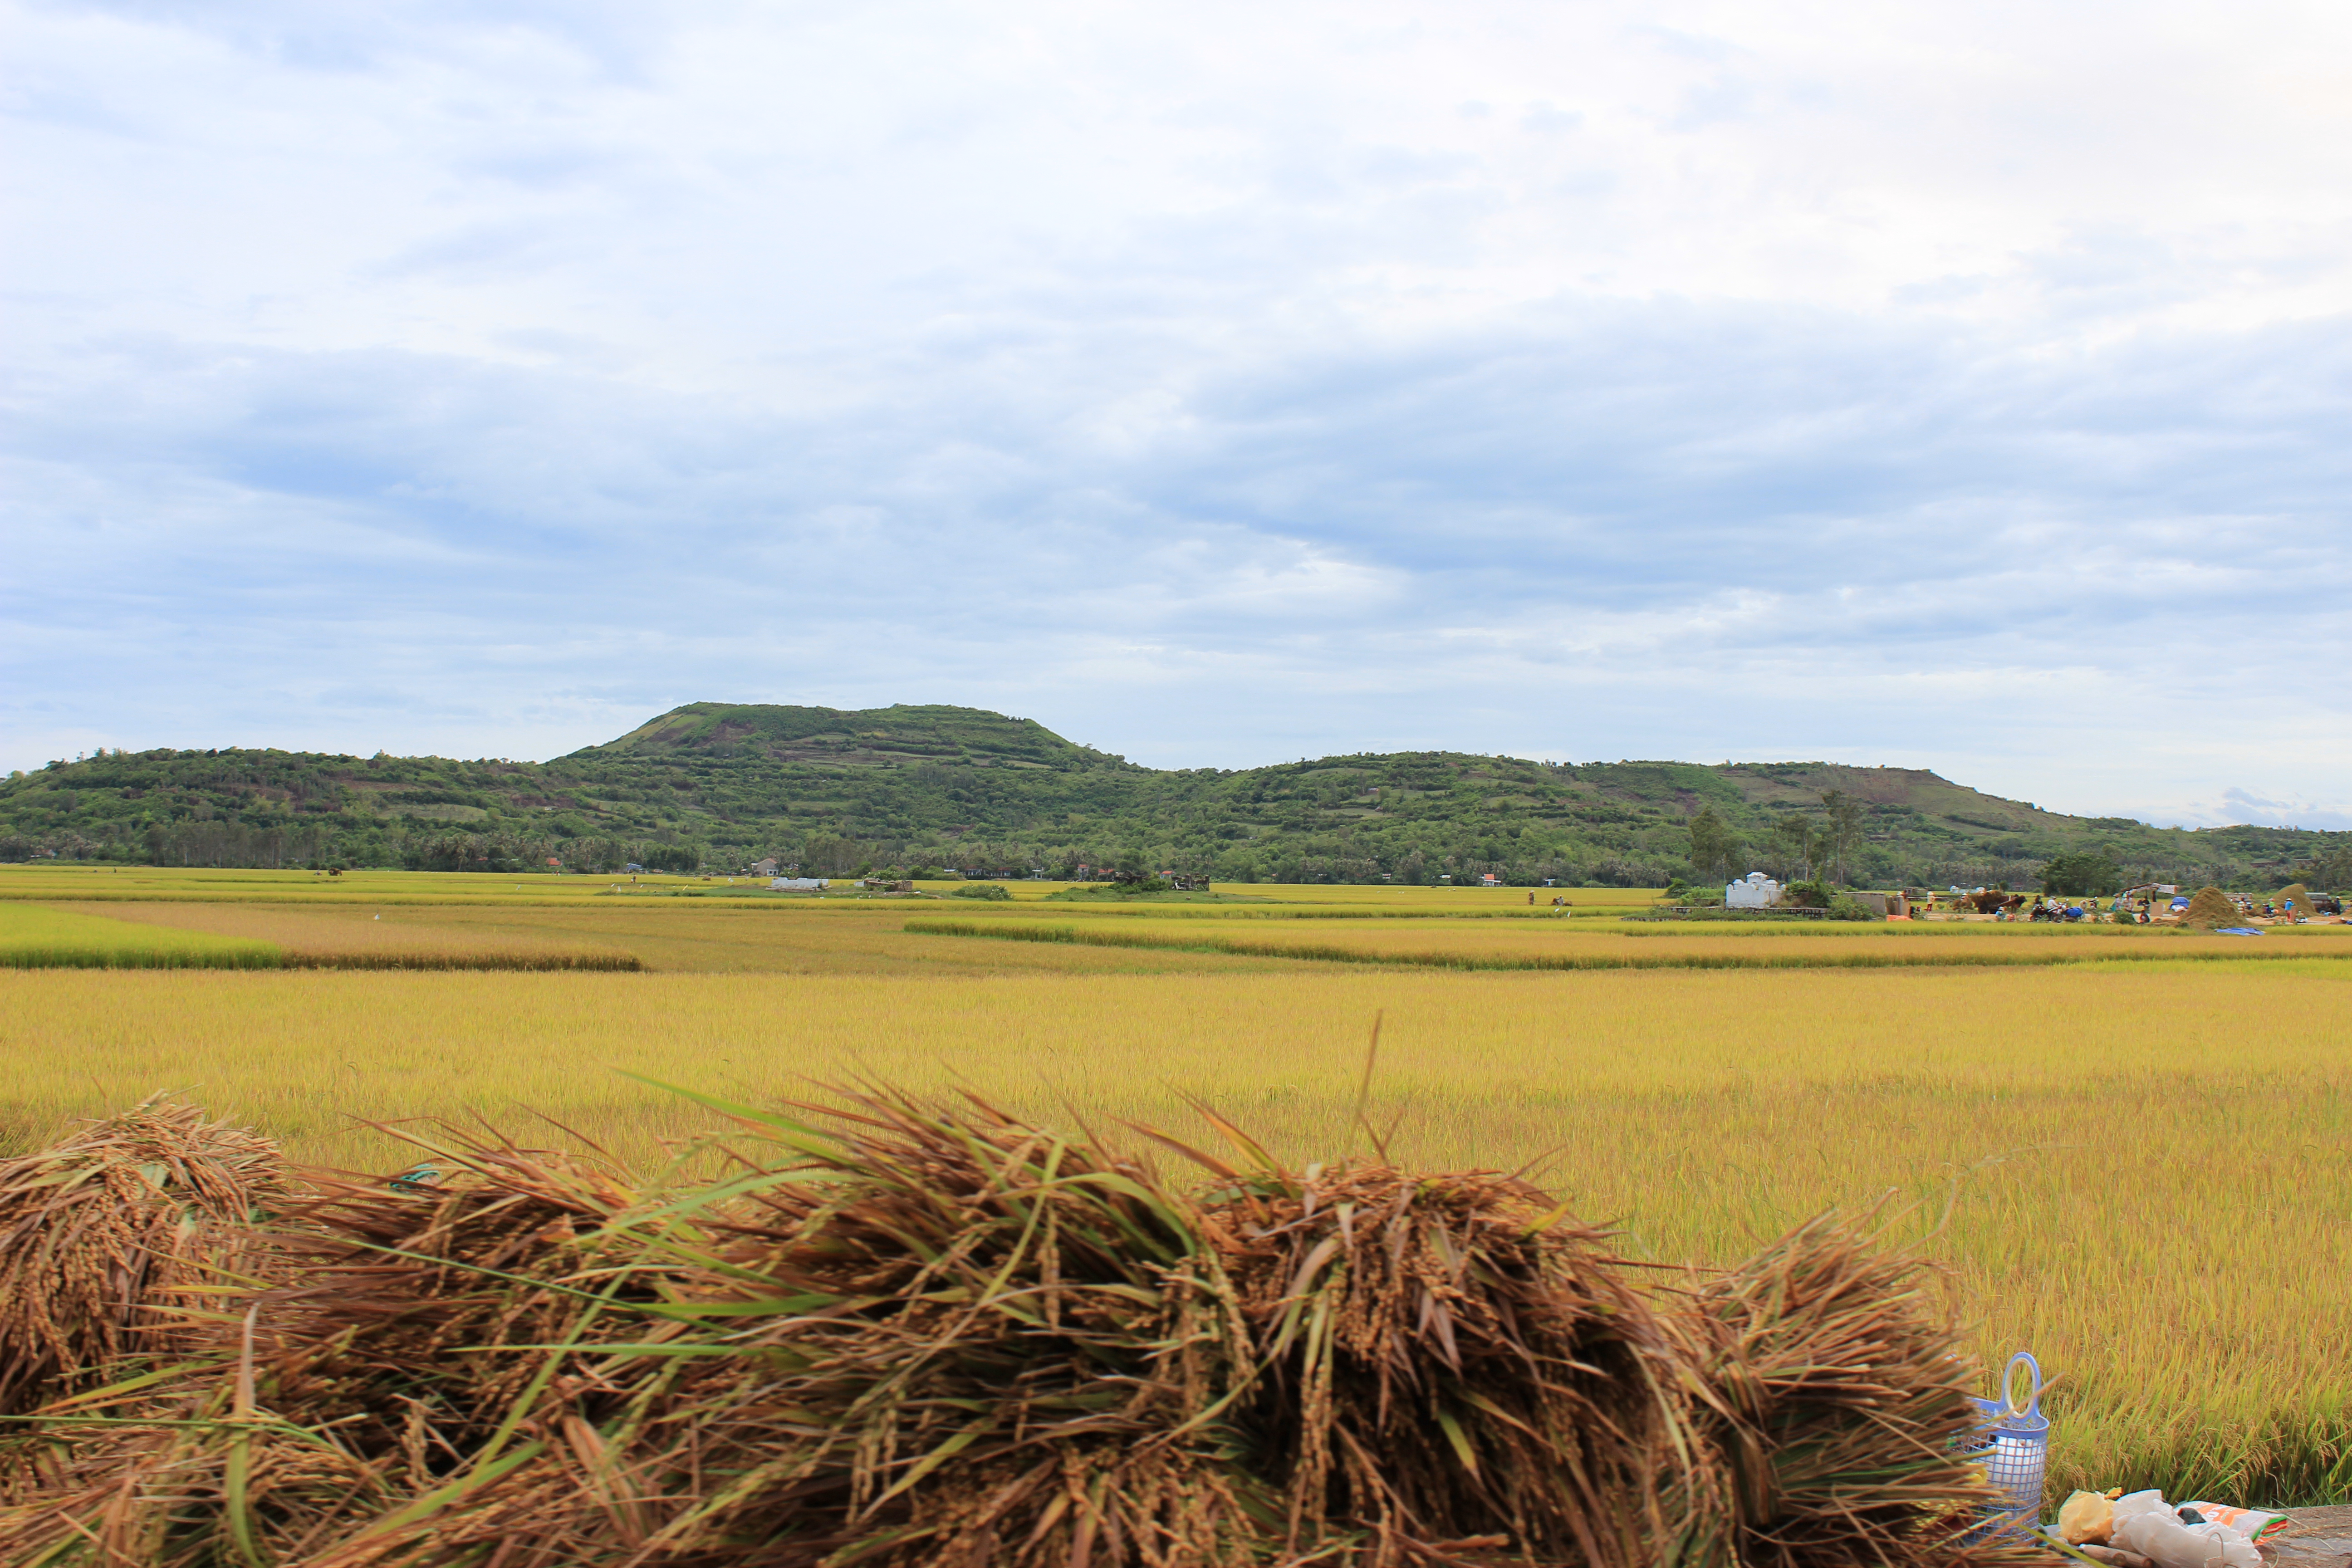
[{"left": 0, "top": 905, "right": 282, "bottom": 970}]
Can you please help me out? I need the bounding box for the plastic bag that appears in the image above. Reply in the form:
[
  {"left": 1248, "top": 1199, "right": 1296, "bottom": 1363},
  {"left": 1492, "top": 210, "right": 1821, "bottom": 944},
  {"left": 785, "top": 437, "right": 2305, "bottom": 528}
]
[
  {"left": 2058, "top": 1490, "right": 2117, "bottom": 1544},
  {"left": 2107, "top": 1491, "right": 2261, "bottom": 1568}
]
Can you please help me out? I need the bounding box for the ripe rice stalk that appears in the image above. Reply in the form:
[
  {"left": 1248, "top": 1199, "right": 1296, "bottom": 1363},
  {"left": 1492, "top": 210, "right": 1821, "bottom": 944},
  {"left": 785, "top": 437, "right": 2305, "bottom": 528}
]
[{"left": 0, "top": 1096, "right": 285, "bottom": 1414}]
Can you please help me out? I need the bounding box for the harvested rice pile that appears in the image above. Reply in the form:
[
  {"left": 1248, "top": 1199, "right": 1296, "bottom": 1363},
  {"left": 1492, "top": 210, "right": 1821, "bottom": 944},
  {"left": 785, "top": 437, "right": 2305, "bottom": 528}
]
[
  {"left": 2181, "top": 886, "right": 2241, "bottom": 927},
  {"left": 0, "top": 1091, "right": 2050, "bottom": 1567}
]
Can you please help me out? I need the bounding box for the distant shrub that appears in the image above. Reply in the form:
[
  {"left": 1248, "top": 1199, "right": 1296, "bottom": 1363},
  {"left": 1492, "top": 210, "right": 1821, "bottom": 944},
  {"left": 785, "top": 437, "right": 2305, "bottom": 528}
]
[
  {"left": 1824, "top": 896, "right": 1877, "bottom": 921},
  {"left": 1782, "top": 878, "right": 1833, "bottom": 909},
  {"left": 950, "top": 882, "right": 1012, "bottom": 901},
  {"left": 2039, "top": 850, "right": 2123, "bottom": 897}
]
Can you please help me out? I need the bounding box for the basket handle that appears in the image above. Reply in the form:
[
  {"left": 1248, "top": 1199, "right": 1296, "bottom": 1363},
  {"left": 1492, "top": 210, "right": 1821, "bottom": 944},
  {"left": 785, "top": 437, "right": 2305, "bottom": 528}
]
[{"left": 2001, "top": 1352, "right": 2043, "bottom": 1420}]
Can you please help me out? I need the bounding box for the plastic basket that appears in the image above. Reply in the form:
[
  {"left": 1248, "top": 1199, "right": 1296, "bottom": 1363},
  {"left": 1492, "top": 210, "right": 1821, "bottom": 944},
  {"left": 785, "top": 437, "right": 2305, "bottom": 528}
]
[{"left": 1966, "top": 1352, "right": 2049, "bottom": 1529}]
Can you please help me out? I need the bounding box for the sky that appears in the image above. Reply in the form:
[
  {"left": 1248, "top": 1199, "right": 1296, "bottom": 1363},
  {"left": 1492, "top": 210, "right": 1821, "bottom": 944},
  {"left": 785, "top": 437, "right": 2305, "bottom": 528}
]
[{"left": 5, "top": 0, "right": 2348, "bottom": 829}]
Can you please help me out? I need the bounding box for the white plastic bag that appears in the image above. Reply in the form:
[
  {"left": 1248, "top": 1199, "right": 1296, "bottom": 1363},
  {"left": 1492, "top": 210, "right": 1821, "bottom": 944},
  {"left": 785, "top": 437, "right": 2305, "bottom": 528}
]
[{"left": 2107, "top": 1491, "right": 2261, "bottom": 1568}]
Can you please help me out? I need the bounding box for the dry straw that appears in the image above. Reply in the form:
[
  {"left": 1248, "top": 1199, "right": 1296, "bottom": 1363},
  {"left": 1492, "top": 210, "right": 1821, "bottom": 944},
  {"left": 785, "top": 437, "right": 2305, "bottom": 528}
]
[{"left": 0, "top": 1088, "right": 2053, "bottom": 1567}]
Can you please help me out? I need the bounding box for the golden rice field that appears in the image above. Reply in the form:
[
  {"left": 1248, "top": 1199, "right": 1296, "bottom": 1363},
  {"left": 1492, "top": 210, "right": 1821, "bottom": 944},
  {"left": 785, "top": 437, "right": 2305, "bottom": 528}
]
[
  {"left": 906, "top": 911, "right": 2352, "bottom": 972},
  {"left": 72, "top": 901, "right": 644, "bottom": 970},
  {"left": 1, "top": 864, "right": 2347, "bottom": 1509}
]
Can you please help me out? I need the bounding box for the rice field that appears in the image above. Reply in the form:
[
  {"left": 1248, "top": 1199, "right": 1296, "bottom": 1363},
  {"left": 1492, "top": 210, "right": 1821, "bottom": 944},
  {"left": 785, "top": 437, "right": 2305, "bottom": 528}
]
[
  {"left": 1, "top": 865, "right": 2347, "bottom": 1513},
  {"left": 2, "top": 954, "right": 2347, "bottom": 1505},
  {"left": 75, "top": 902, "right": 644, "bottom": 970},
  {"left": 55, "top": 900, "right": 1323, "bottom": 975},
  {"left": 30, "top": 874, "right": 2349, "bottom": 979},
  {"left": 0, "top": 903, "right": 277, "bottom": 969},
  {"left": 904, "top": 911, "right": 2352, "bottom": 972}
]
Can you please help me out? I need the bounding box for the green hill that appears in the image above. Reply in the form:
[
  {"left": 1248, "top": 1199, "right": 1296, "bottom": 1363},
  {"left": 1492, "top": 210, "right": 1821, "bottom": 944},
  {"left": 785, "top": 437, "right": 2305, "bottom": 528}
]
[
  {"left": 4, "top": 702, "right": 2343, "bottom": 892},
  {"left": 577, "top": 702, "right": 1121, "bottom": 771}
]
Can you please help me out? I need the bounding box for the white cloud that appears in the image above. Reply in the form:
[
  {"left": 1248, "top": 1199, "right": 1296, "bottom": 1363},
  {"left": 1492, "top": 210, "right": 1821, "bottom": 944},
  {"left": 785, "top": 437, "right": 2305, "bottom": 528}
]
[
  {"left": 2, "top": 0, "right": 2348, "bottom": 824},
  {"left": 2152, "top": 789, "right": 2352, "bottom": 833}
]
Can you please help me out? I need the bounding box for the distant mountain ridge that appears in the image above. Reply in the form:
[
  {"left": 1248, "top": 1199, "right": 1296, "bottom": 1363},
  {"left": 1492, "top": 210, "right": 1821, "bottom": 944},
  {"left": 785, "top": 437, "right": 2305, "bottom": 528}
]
[{"left": 4, "top": 701, "right": 2342, "bottom": 891}]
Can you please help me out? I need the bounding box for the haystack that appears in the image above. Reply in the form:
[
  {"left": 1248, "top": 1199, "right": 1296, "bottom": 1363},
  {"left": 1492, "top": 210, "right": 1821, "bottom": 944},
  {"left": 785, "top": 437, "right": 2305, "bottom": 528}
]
[
  {"left": 0, "top": 1097, "right": 283, "bottom": 1414},
  {"left": 2275, "top": 882, "right": 2310, "bottom": 912},
  {"left": 2181, "top": 886, "right": 2240, "bottom": 927}
]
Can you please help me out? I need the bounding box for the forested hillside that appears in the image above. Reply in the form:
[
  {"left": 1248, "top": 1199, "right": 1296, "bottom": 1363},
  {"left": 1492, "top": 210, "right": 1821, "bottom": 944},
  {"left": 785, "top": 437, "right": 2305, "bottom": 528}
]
[{"left": 5, "top": 701, "right": 2345, "bottom": 892}]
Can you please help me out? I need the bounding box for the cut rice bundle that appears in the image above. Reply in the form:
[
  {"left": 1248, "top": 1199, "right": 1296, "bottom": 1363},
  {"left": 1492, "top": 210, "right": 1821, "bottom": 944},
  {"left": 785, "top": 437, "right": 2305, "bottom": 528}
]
[
  {"left": 0, "top": 1096, "right": 284, "bottom": 1414},
  {"left": 580, "top": 1085, "right": 1266, "bottom": 1568},
  {"left": 2, "top": 1093, "right": 1266, "bottom": 1567},
  {"left": 1196, "top": 1156, "right": 1676, "bottom": 1568},
  {"left": 0, "top": 1132, "right": 641, "bottom": 1566},
  {"left": 1667, "top": 1211, "right": 2049, "bottom": 1568}
]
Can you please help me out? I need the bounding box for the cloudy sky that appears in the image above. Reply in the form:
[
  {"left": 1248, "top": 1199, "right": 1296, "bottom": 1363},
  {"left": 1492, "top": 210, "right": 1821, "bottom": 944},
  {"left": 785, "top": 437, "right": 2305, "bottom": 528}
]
[{"left": 6, "top": 0, "right": 2347, "bottom": 827}]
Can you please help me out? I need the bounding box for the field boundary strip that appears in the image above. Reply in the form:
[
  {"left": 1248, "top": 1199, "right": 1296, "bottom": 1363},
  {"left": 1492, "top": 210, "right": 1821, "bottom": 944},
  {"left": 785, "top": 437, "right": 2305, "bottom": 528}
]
[
  {"left": 0, "top": 948, "right": 642, "bottom": 972},
  {"left": 0, "top": 945, "right": 283, "bottom": 971},
  {"left": 902, "top": 919, "right": 2352, "bottom": 973}
]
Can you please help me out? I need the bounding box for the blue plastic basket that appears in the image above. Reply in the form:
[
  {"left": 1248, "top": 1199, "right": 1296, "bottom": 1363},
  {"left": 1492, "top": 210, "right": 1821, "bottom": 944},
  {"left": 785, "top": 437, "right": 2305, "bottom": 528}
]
[{"left": 1966, "top": 1352, "right": 2049, "bottom": 1529}]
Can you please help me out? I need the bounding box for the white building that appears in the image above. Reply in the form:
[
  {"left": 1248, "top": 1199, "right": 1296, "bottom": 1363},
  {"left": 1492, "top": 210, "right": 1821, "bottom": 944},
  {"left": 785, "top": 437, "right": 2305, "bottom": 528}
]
[
  {"left": 1726, "top": 872, "right": 1781, "bottom": 908},
  {"left": 770, "top": 877, "right": 828, "bottom": 891}
]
